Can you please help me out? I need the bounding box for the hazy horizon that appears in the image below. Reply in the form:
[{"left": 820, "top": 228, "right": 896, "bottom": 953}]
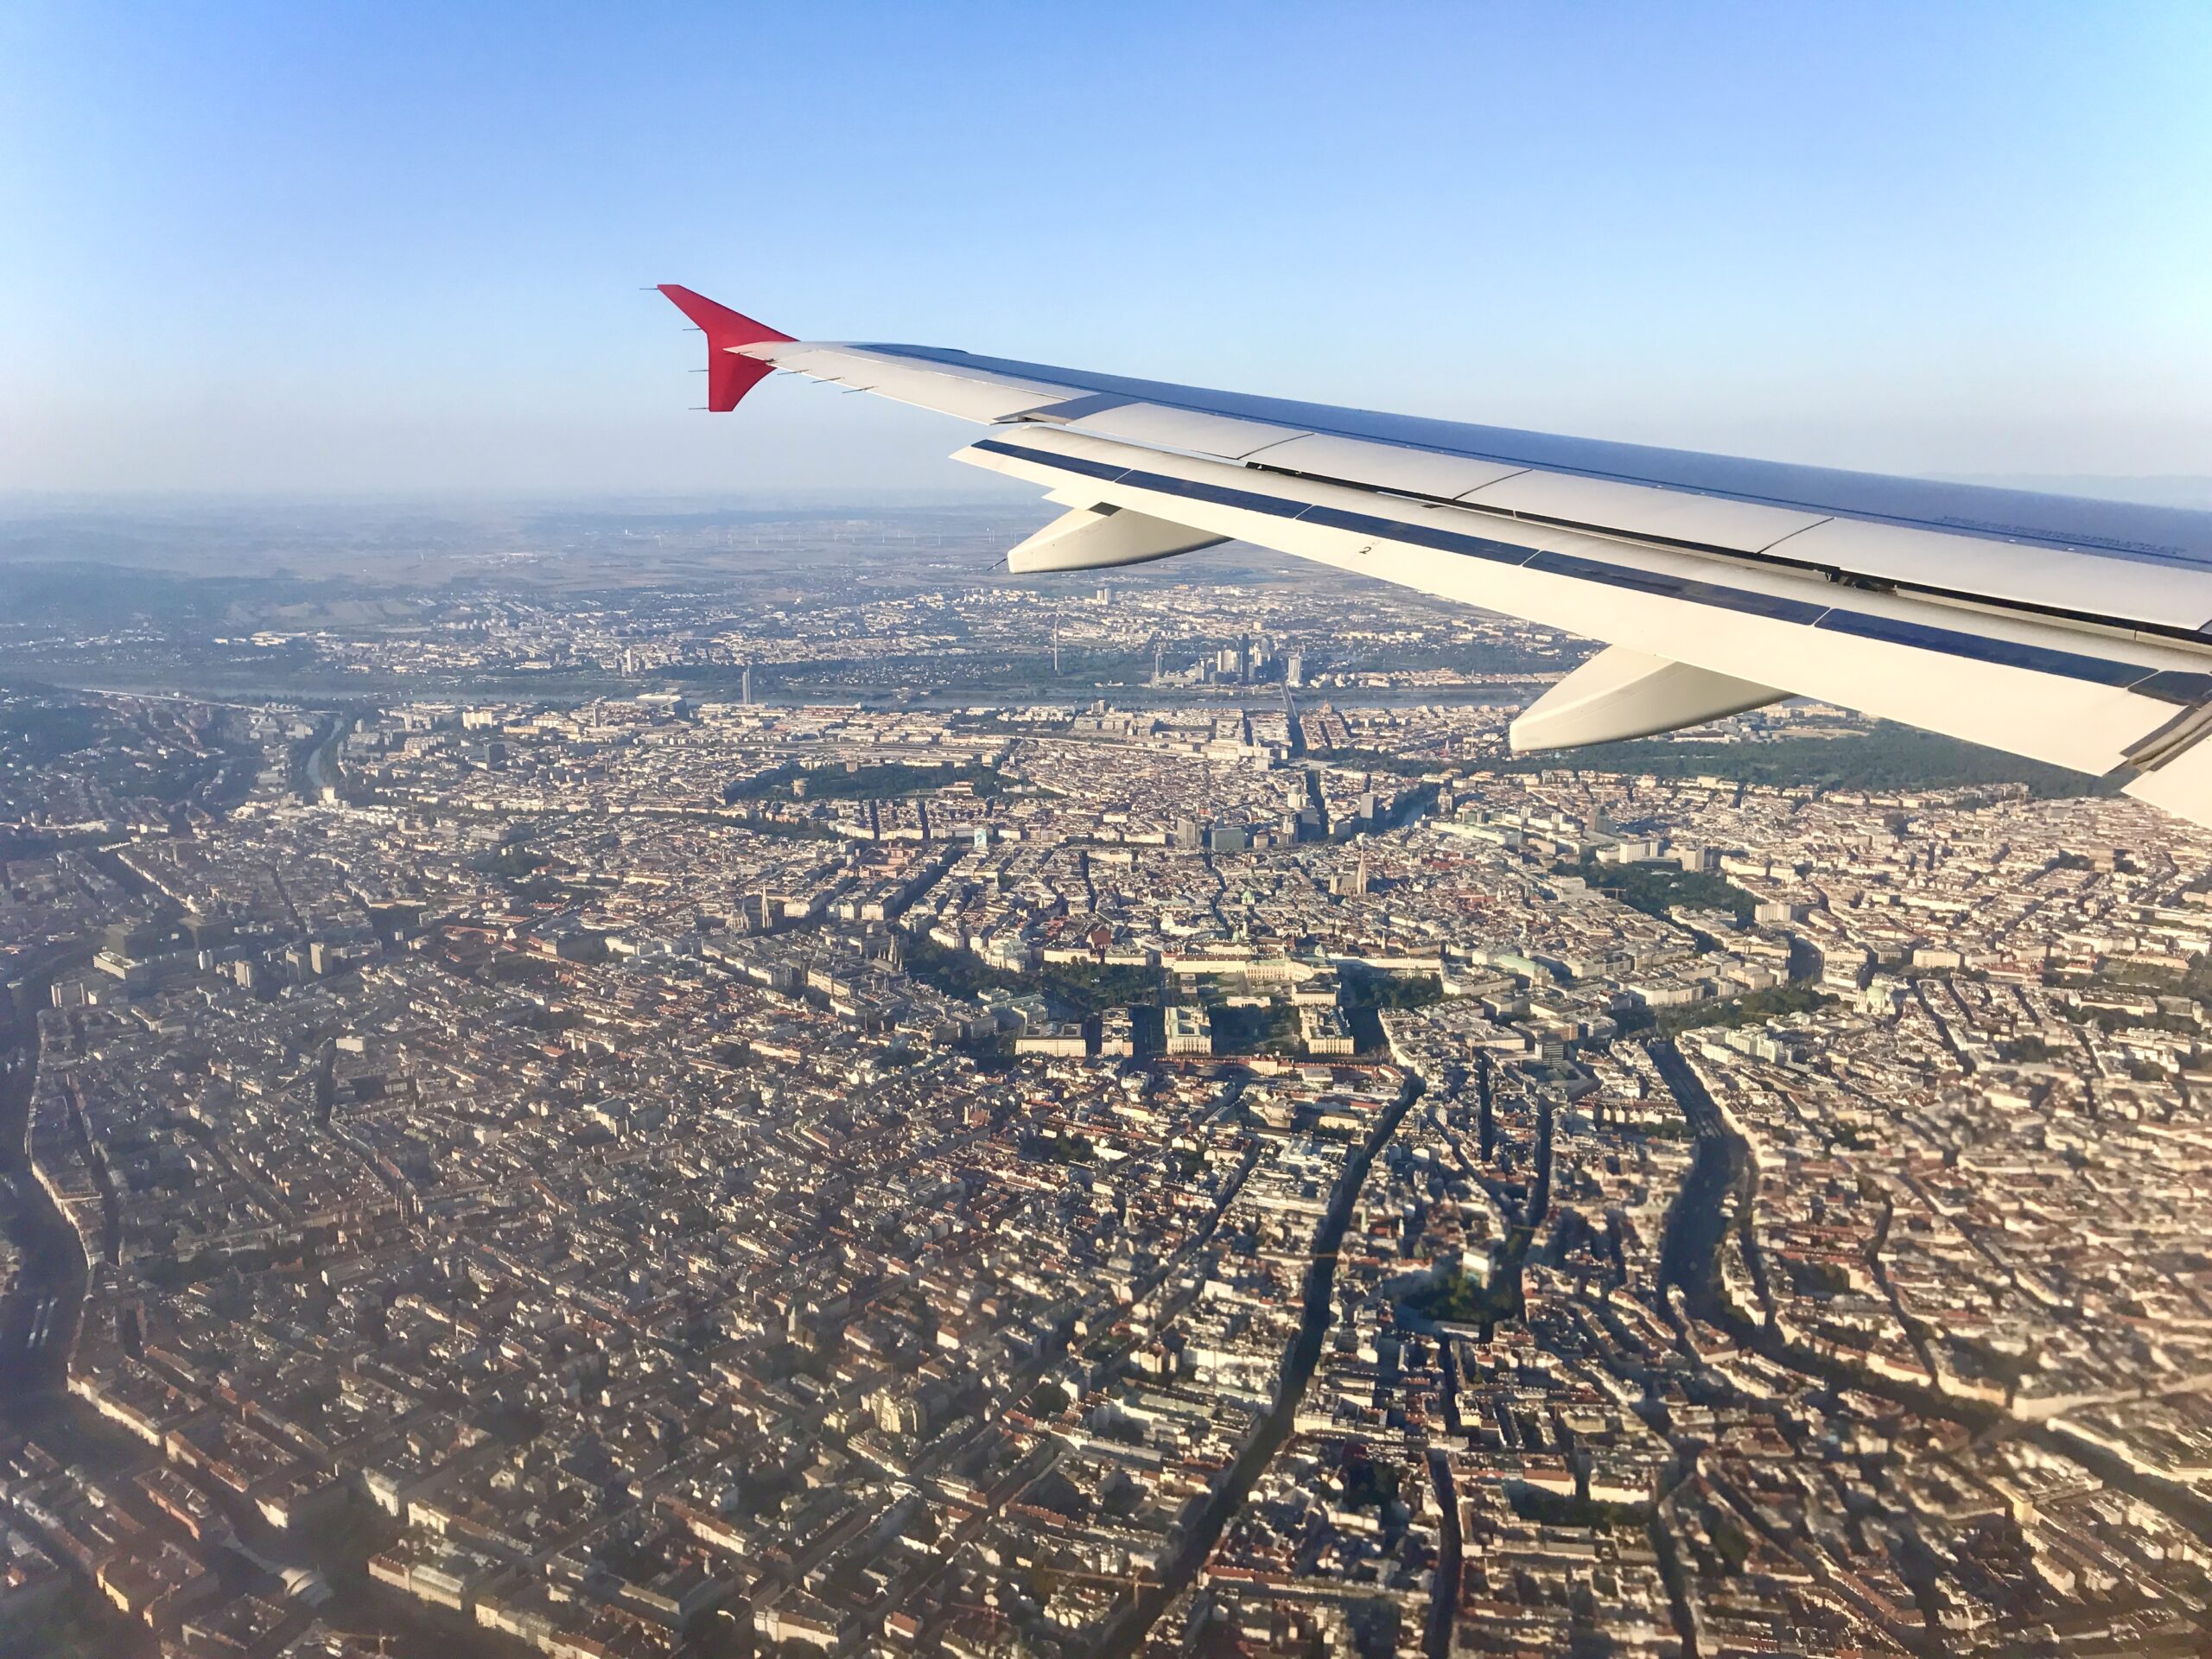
[
  {"left": 7, "top": 2, "right": 2209, "bottom": 496},
  {"left": 3, "top": 471, "right": 2210, "bottom": 522}
]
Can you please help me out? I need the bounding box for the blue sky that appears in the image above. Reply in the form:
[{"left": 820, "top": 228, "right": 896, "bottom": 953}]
[{"left": 3, "top": 2, "right": 2209, "bottom": 498}]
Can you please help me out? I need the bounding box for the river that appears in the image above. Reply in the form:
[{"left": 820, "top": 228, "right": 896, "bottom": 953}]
[
  {"left": 0, "top": 841, "right": 186, "bottom": 1411},
  {"left": 0, "top": 955, "right": 89, "bottom": 1404},
  {"left": 1649, "top": 1039, "right": 1749, "bottom": 1321},
  {"left": 301, "top": 711, "right": 347, "bottom": 802}
]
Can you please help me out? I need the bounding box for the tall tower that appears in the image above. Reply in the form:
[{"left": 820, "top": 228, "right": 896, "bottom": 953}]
[
  {"left": 741, "top": 664, "right": 753, "bottom": 706},
  {"left": 1052, "top": 628, "right": 1062, "bottom": 675},
  {"left": 1153, "top": 637, "right": 1165, "bottom": 684}
]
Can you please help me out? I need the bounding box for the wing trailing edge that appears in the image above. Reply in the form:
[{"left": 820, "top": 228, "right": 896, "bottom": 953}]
[{"left": 957, "top": 425, "right": 2212, "bottom": 793}]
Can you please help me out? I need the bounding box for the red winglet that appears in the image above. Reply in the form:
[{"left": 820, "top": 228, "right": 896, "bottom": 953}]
[{"left": 658, "top": 285, "right": 795, "bottom": 412}]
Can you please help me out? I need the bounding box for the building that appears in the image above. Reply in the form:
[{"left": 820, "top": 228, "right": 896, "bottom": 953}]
[
  {"left": 1015, "top": 1021, "right": 1088, "bottom": 1058},
  {"left": 1164, "top": 1004, "right": 1214, "bottom": 1056},
  {"left": 1300, "top": 1006, "right": 1356, "bottom": 1056}
]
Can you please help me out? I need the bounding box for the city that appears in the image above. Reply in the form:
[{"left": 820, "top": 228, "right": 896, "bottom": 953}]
[
  {"left": 10, "top": 9, "right": 2212, "bottom": 1656},
  {"left": 4, "top": 518, "right": 2212, "bottom": 1657}
]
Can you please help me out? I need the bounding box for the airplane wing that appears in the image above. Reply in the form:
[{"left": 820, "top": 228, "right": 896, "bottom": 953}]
[{"left": 658, "top": 284, "right": 2212, "bottom": 830}]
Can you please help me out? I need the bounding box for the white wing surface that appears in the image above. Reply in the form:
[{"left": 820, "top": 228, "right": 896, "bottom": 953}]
[{"left": 658, "top": 285, "right": 2212, "bottom": 828}]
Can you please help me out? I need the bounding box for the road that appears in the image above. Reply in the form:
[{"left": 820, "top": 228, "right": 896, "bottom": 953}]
[
  {"left": 1423, "top": 1445, "right": 1462, "bottom": 1659},
  {"left": 1088, "top": 1074, "right": 1423, "bottom": 1659}
]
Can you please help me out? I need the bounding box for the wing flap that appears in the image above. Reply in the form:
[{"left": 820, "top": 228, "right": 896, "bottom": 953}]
[
  {"left": 1033, "top": 400, "right": 1311, "bottom": 462},
  {"left": 1776, "top": 518, "right": 2212, "bottom": 633},
  {"left": 1459, "top": 468, "right": 1830, "bottom": 555},
  {"left": 1249, "top": 433, "right": 1527, "bottom": 499}
]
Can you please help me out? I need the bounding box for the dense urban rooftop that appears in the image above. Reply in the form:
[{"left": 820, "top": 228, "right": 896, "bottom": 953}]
[{"left": 3, "top": 521, "right": 2210, "bottom": 1659}]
